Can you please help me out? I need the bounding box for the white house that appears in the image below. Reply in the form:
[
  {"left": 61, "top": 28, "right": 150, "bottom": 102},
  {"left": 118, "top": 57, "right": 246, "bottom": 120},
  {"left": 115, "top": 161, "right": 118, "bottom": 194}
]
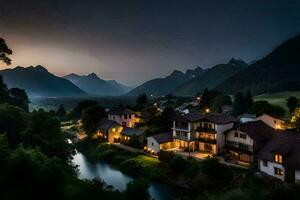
[
  {"left": 224, "top": 120, "right": 275, "bottom": 164},
  {"left": 258, "top": 132, "right": 300, "bottom": 183},
  {"left": 147, "top": 133, "right": 174, "bottom": 154},
  {"left": 256, "top": 113, "right": 285, "bottom": 130},
  {"left": 108, "top": 108, "right": 140, "bottom": 127},
  {"left": 172, "top": 113, "right": 236, "bottom": 154}
]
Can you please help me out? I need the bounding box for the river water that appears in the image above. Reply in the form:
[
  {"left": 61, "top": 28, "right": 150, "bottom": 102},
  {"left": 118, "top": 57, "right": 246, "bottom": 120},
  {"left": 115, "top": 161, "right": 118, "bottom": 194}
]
[{"left": 72, "top": 152, "right": 175, "bottom": 200}]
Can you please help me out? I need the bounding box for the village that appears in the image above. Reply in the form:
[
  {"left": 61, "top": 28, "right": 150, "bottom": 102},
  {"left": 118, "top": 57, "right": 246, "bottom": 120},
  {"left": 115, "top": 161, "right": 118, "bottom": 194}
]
[{"left": 66, "top": 93, "right": 300, "bottom": 185}]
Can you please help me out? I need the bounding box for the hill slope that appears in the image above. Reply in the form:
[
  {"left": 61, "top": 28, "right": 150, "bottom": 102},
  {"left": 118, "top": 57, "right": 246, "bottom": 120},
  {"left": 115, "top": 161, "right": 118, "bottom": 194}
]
[
  {"left": 0, "top": 66, "right": 86, "bottom": 97},
  {"left": 127, "top": 67, "right": 204, "bottom": 96},
  {"left": 216, "top": 34, "right": 300, "bottom": 95},
  {"left": 64, "top": 73, "right": 131, "bottom": 96},
  {"left": 173, "top": 58, "right": 248, "bottom": 96}
]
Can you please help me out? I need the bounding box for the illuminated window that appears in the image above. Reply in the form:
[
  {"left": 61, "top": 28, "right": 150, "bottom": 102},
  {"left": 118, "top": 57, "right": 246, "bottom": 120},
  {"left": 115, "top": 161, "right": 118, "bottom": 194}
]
[
  {"left": 112, "top": 128, "right": 116, "bottom": 132},
  {"left": 275, "top": 154, "right": 283, "bottom": 164},
  {"left": 274, "top": 167, "right": 283, "bottom": 176}
]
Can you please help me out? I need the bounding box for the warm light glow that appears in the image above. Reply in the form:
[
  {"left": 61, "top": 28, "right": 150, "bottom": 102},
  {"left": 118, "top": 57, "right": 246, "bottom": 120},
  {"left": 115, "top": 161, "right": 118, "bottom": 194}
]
[
  {"left": 112, "top": 128, "right": 116, "bottom": 132},
  {"left": 205, "top": 108, "right": 210, "bottom": 113},
  {"left": 275, "top": 154, "right": 283, "bottom": 164},
  {"left": 197, "top": 97, "right": 201, "bottom": 100}
]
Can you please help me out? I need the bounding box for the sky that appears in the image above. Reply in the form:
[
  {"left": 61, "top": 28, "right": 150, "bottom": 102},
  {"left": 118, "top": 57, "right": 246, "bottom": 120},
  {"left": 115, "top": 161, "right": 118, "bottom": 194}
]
[{"left": 0, "top": 0, "right": 300, "bottom": 86}]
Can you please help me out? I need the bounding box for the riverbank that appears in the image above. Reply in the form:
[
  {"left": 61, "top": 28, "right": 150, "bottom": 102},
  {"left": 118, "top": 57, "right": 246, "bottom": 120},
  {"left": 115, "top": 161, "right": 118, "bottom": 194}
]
[{"left": 76, "top": 139, "right": 300, "bottom": 200}]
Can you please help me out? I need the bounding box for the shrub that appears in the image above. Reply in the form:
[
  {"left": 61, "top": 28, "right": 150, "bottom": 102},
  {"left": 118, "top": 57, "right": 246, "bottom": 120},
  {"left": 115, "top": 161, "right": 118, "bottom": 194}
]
[
  {"left": 120, "top": 159, "right": 143, "bottom": 177},
  {"left": 170, "top": 155, "right": 188, "bottom": 173},
  {"left": 158, "top": 150, "right": 174, "bottom": 162}
]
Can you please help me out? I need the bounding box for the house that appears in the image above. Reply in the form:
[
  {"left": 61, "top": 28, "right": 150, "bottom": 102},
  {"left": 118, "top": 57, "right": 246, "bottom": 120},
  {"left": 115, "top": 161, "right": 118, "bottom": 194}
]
[
  {"left": 147, "top": 132, "right": 174, "bottom": 154},
  {"left": 238, "top": 113, "right": 256, "bottom": 123},
  {"left": 120, "top": 127, "right": 145, "bottom": 145},
  {"left": 258, "top": 132, "right": 300, "bottom": 183},
  {"left": 96, "top": 118, "right": 123, "bottom": 143},
  {"left": 173, "top": 113, "right": 203, "bottom": 151},
  {"left": 172, "top": 113, "right": 236, "bottom": 154},
  {"left": 224, "top": 120, "right": 275, "bottom": 164},
  {"left": 256, "top": 113, "right": 285, "bottom": 130},
  {"left": 196, "top": 113, "right": 236, "bottom": 154},
  {"left": 108, "top": 108, "right": 140, "bottom": 127}
]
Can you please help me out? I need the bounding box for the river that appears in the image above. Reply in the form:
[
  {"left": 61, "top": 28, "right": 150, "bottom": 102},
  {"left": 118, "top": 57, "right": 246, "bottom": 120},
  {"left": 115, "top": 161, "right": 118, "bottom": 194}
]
[{"left": 72, "top": 152, "right": 175, "bottom": 200}]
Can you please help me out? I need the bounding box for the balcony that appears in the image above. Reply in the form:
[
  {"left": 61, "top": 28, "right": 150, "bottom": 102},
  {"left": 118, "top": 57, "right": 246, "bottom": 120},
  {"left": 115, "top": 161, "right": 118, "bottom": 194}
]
[
  {"left": 173, "top": 126, "right": 189, "bottom": 131},
  {"left": 198, "top": 137, "right": 217, "bottom": 144},
  {"left": 196, "top": 127, "right": 216, "bottom": 133},
  {"left": 225, "top": 141, "right": 253, "bottom": 152}
]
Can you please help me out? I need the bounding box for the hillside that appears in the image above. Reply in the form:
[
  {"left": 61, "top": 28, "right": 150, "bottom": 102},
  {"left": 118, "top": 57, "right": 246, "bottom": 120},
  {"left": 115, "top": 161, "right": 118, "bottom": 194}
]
[
  {"left": 64, "top": 73, "right": 131, "bottom": 96},
  {"left": 173, "top": 58, "right": 248, "bottom": 96},
  {"left": 216, "top": 34, "right": 300, "bottom": 95},
  {"left": 127, "top": 67, "right": 204, "bottom": 96},
  {"left": 0, "top": 66, "right": 86, "bottom": 97}
]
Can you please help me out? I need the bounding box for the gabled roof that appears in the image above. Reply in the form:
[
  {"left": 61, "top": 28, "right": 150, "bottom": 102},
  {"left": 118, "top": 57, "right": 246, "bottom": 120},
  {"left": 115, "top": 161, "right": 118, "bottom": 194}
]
[
  {"left": 175, "top": 113, "right": 204, "bottom": 122},
  {"left": 97, "top": 118, "right": 121, "bottom": 131},
  {"left": 226, "top": 120, "right": 275, "bottom": 144},
  {"left": 108, "top": 108, "right": 135, "bottom": 115},
  {"left": 151, "top": 132, "right": 173, "bottom": 144},
  {"left": 200, "top": 113, "right": 236, "bottom": 124},
  {"left": 121, "top": 127, "right": 145, "bottom": 137},
  {"left": 258, "top": 132, "right": 300, "bottom": 169},
  {"left": 175, "top": 113, "right": 236, "bottom": 124}
]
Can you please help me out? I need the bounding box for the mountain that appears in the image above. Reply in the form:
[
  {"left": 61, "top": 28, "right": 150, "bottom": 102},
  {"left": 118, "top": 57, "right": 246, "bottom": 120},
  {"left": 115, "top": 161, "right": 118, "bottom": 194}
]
[
  {"left": 173, "top": 58, "right": 248, "bottom": 96},
  {"left": 216, "top": 34, "right": 300, "bottom": 95},
  {"left": 0, "top": 66, "right": 86, "bottom": 97},
  {"left": 64, "top": 73, "right": 131, "bottom": 96},
  {"left": 127, "top": 66, "right": 204, "bottom": 96}
]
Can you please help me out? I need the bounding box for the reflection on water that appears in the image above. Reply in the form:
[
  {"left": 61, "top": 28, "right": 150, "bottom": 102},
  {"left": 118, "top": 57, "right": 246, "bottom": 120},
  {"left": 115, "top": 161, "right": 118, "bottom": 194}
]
[{"left": 72, "top": 152, "right": 175, "bottom": 200}]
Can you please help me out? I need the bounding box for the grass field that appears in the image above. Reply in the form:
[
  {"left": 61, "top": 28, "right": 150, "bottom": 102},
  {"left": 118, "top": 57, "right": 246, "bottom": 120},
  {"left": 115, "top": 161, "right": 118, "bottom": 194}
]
[{"left": 254, "top": 91, "right": 300, "bottom": 117}]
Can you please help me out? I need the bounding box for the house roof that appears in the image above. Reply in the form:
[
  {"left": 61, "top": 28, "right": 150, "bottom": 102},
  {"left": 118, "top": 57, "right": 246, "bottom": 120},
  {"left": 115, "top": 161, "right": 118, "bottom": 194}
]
[
  {"left": 151, "top": 132, "right": 173, "bottom": 144},
  {"left": 108, "top": 108, "right": 135, "bottom": 115},
  {"left": 175, "top": 113, "right": 236, "bottom": 124},
  {"left": 226, "top": 120, "right": 275, "bottom": 145},
  {"left": 97, "top": 118, "right": 121, "bottom": 131},
  {"left": 258, "top": 132, "right": 300, "bottom": 169},
  {"left": 121, "top": 127, "right": 145, "bottom": 137},
  {"left": 200, "top": 113, "right": 237, "bottom": 124}
]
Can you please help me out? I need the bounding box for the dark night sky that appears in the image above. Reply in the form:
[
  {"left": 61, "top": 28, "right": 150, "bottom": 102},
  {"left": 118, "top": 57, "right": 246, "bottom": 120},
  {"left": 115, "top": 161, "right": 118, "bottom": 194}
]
[{"left": 0, "top": 0, "right": 300, "bottom": 86}]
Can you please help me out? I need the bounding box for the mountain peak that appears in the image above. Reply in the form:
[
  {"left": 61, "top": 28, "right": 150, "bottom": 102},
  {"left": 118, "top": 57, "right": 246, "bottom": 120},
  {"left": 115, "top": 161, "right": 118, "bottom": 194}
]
[
  {"left": 87, "top": 72, "right": 99, "bottom": 79},
  {"left": 34, "top": 65, "right": 48, "bottom": 73},
  {"left": 170, "top": 70, "right": 184, "bottom": 77},
  {"left": 228, "top": 58, "right": 247, "bottom": 67}
]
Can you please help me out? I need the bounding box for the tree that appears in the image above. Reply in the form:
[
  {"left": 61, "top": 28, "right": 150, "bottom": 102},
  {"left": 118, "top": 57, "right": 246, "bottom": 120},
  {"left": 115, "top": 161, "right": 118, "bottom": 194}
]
[
  {"left": 0, "top": 38, "right": 12, "bottom": 65},
  {"left": 22, "top": 110, "right": 74, "bottom": 160},
  {"left": 72, "top": 100, "right": 98, "bottom": 119},
  {"left": 250, "top": 101, "right": 285, "bottom": 118},
  {"left": 0, "top": 76, "right": 9, "bottom": 104},
  {"left": 291, "top": 107, "right": 300, "bottom": 127},
  {"left": 9, "top": 88, "right": 30, "bottom": 112},
  {"left": 56, "top": 105, "right": 66, "bottom": 119},
  {"left": 124, "top": 179, "right": 150, "bottom": 200},
  {"left": 199, "top": 88, "right": 210, "bottom": 109},
  {"left": 287, "top": 96, "right": 299, "bottom": 113},
  {"left": 136, "top": 93, "right": 148, "bottom": 109},
  {"left": 0, "top": 104, "right": 28, "bottom": 147},
  {"left": 81, "top": 105, "right": 106, "bottom": 139},
  {"left": 233, "top": 92, "right": 245, "bottom": 115},
  {"left": 222, "top": 95, "right": 233, "bottom": 106},
  {"left": 244, "top": 91, "right": 254, "bottom": 111}
]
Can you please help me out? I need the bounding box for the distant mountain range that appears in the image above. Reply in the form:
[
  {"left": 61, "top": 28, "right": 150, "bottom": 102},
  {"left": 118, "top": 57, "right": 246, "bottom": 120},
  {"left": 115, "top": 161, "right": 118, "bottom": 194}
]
[
  {"left": 127, "top": 67, "right": 204, "bottom": 96},
  {"left": 1, "top": 34, "right": 299, "bottom": 98},
  {"left": 216, "top": 34, "right": 300, "bottom": 95},
  {"left": 173, "top": 58, "right": 248, "bottom": 96},
  {"left": 0, "top": 66, "right": 86, "bottom": 97},
  {"left": 64, "top": 73, "right": 131, "bottom": 96}
]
